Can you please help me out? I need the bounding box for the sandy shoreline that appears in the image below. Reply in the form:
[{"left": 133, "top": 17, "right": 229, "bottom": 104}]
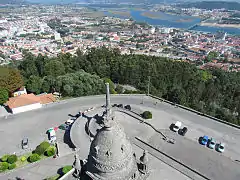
[{"left": 200, "top": 22, "right": 240, "bottom": 28}]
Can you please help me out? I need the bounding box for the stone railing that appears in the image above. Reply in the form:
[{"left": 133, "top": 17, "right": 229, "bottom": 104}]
[{"left": 58, "top": 168, "right": 75, "bottom": 180}]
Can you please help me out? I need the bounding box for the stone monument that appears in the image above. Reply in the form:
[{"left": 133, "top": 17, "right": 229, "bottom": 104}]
[
  {"left": 71, "top": 83, "right": 150, "bottom": 180},
  {"left": 85, "top": 83, "right": 139, "bottom": 180}
]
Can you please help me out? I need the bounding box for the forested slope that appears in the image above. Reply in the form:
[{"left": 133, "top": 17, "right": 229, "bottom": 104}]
[{"left": 17, "top": 47, "right": 240, "bottom": 125}]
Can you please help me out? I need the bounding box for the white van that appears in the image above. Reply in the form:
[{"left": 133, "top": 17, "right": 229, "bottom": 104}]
[{"left": 172, "top": 121, "right": 182, "bottom": 132}]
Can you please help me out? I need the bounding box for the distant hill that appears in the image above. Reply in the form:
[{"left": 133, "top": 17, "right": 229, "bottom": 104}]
[
  {"left": 178, "top": 1, "right": 240, "bottom": 11},
  {"left": 0, "top": 0, "right": 25, "bottom": 4},
  {"left": 25, "top": 0, "right": 175, "bottom": 5}
]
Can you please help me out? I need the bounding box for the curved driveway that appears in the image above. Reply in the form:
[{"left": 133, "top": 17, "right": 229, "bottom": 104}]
[{"left": 0, "top": 94, "right": 239, "bottom": 160}]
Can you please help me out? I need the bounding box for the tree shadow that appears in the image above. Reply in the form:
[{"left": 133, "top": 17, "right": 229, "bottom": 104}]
[
  {"left": 57, "top": 167, "right": 64, "bottom": 176},
  {"left": 15, "top": 177, "right": 25, "bottom": 180}
]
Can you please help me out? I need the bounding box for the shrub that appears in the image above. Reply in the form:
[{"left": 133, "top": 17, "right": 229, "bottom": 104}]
[
  {"left": 62, "top": 165, "right": 72, "bottom": 174},
  {"left": 142, "top": 111, "right": 152, "bottom": 119},
  {"left": 45, "top": 146, "right": 56, "bottom": 157},
  {"left": 1, "top": 155, "right": 9, "bottom": 162},
  {"left": 20, "top": 156, "right": 26, "bottom": 162},
  {"left": 35, "top": 141, "right": 50, "bottom": 155},
  {"left": 0, "top": 162, "right": 9, "bottom": 172},
  {"left": 8, "top": 163, "right": 16, "bottom": 170},
  {"left": 28, "top": 153, "right": 40, "bottom": 163},
  {"left": 45, "top": 174, "right": 60, "bottom": 180},
  {"left": 7, "top": 155, "right": 18, "bottom": 164}
]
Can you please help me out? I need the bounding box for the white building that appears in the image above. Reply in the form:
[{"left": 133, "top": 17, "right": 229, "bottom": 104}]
[
  {"left": 12, "top": 87, "right": 27, "bottom": 97},
  {"left": 54, "top": 32, "right": 61, "bottom": 41},
  {"left": 150, "top": 27, "right": 155, "bottom": 34},
  {"left": 6, "top": 94, "right": 42, "bottom": 114}
]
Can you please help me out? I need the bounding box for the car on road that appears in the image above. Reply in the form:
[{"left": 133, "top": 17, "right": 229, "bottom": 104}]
[
  {"left": 172, "top": 121, "right": 182, "bottom": 132},
  {"left": 200, "top": 135, "right": 209, "bottom": 145},
  {"left": 208, "top": 138, "right": 216, "bottom": 149},
  {"left": 124, "top": 105, "right": 131, "bottom": 111},
  {"left": 216, "top": 143, "right": 225, "bottom": 153},
  {"left": 59, "top": 124, "right": 70, "bottom": 130},
  {"left": 22, "top": 138, "right": 28, "bottom": 149},
  {"left": 88, "top": 107, "right": 94, "bottom": 111},
  {"left": 112, "top": 104, "right": 117, "bottom": 107},
  {"left": 117, "top": 104, "right": 123, "bottom": 108},
  {"left": 179, "top": 127, "right": 188, "bottom": 136},
  {"left": 65, "top": 119, "right": 74, "bottom": 125}
]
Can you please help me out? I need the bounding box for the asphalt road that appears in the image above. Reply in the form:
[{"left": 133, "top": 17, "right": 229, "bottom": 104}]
[
  {"left": 0, "top": 94, "right": 240, "bottom": 179},
  {"left": 0, "top": 94, "right": 240, "bottom": 157}
]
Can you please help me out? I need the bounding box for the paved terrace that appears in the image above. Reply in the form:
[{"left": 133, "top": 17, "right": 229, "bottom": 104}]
[{"left": 0, "top": 95, "right": 239, "bottom": 180}]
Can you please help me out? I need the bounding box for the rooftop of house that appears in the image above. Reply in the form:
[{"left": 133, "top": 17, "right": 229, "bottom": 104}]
[
  {"left": 6, "top": 93, "right": 56, "bottom": 109},
  {"left": 6, "top": 93, "right": 40, "bottom": 109}
]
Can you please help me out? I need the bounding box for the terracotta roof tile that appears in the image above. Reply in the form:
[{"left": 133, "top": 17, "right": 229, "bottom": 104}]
[
  {"left": 38, "top": 93, "right": 56, "bottom": 104},
  {"left": 6, "top": 94, "right": 40, "bottom": 109}
]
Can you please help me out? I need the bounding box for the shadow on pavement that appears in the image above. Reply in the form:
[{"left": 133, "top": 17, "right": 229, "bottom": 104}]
[
  {"left": 57, "top": 167, "right": 64, "bottom": 176},
  {"left": 68, "top": 112, "right": 81, "bottom": 119},
  {"left": 63, "top": 127, "right": 75, "bottom": 148}
]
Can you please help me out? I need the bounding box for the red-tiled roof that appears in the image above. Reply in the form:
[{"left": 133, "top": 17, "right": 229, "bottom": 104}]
[
  {"left": 6, "top": 93, "right": 40, "bottom": 109},
  {"left": 38, "top": 93, "right": 56, "bottom": 104}
]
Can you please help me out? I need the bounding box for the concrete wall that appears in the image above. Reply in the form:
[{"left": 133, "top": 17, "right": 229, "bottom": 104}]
[{"left": 12, "top": 103, "right": 42, "bottom": 114}]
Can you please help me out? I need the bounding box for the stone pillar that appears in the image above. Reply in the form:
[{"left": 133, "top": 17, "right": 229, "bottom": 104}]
[
  {"left": 105, "top": 83, "right": 110, "bottom": 112},
  {"left": 139, "top": 150, "right": 149, "bottom": 174}
]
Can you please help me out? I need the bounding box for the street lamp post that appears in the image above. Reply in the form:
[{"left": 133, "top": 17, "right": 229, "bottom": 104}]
[{"left": 147, "top": 76, "right": 151, "bottom": 96}]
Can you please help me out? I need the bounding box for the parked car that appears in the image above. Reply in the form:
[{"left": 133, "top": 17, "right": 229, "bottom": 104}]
[
  {"left": 208, "top": 138, "right": 216, "bottom": 149},
  {"left": 59, "top": 124, "right": 69, "bottom": 130},
  {"left": 117, "top": 104, "right": 123, "bottom": 108},
  {"left": 65, "top": 119, "right": 74, "bottom": 125},
  {"left": 179, "top": 127, "right": 188, "bottom": 136},
  {"left": 22, "top": 138, "right": 28, "bottom": 149},
  {"left": 88, "top": 107, "right": 94, "bottom": 111},
  {"left": 172, "top": 121, "right": 182, "bottom": 132},
  {"left": 200, "top": 135, "right": 209, "bottom": 145},
  {"left": 124, "top": 105, "right": 131, "bottom": 111},
  {"left": 216, "top": 143, "right": 225, "bottom": 153},
  {"left": 112, "top": 104, "right": 117, "bottom": 107}
]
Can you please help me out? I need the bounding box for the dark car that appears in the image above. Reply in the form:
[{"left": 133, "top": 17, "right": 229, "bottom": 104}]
[
  {"left": 112, "top": 104, "right": 118, "bottom": 107},
  {"left": 180, "top": 127, "right": 188, "bottom": 136},
  {"left": 22, "top": 138, "right": 28, "bottom": 149},
  {"left": 117, "top": 104, "right": 123, "bottom": 108},
  {"left": 124, "top": 105, "right": 131, "bottom": 111}
]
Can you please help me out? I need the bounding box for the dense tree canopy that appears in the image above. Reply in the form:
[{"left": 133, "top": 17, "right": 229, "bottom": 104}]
[
  {"left": 17, "top": 47, "right": 240, "bottom": 125},
  {"left": 0, "top": 88, "right": 8, "bottom": 105},
  {"left": 0, "top": 67, "right": 23, "bottom": 93}
]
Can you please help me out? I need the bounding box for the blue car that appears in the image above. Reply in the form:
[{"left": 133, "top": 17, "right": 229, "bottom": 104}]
[{"left": 201, "top": 135, "right": 209, "bottom": 145}]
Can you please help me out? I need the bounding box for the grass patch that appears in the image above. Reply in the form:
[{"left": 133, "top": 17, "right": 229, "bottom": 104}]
[
  {"left": 44, "top": 174, "right": 60, "bottom": 180},
  {"left": 1, "top": 141, "right": 55, "bottom": 173},
  {"left": 15, "top": 153, "right": 32, "bottom": 168}
]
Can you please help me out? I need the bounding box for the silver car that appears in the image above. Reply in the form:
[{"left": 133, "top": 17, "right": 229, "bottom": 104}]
[{"left": 22, "top": 138, "right": 28, "bottom": 149}]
